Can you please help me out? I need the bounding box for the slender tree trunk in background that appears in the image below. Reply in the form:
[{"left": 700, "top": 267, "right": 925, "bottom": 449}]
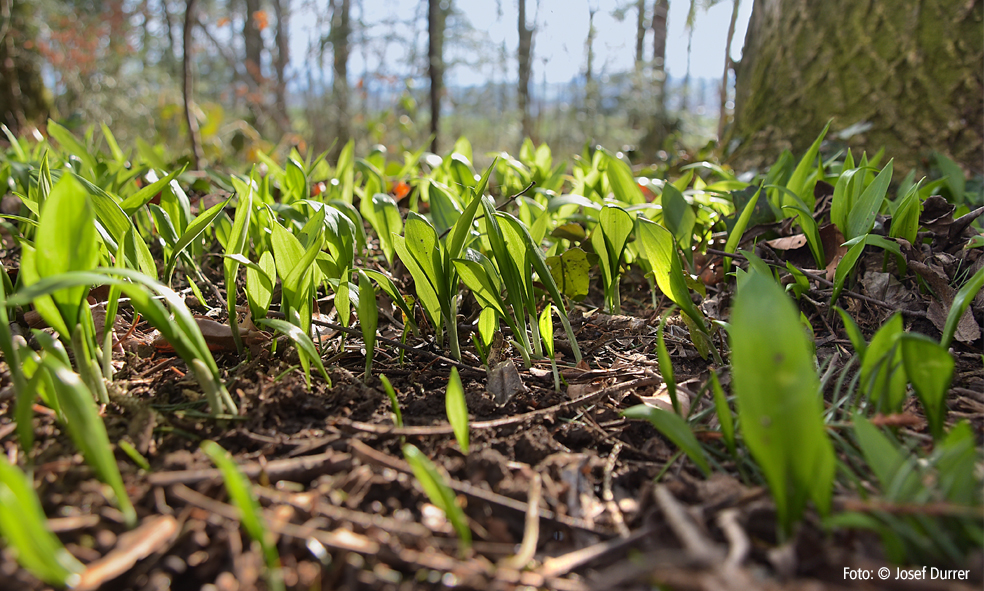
[
  {"left": 329, "top": 0, "right": 351, "bottom": 159},
  {"left": 651, "top": 0, "right": 668, "bottom": 113},
  {"left": 584, "top": 6, "right": 597, "bottom": 139},
  {"left": 272, "top": 0, "right": 290, "bottom": 135},
  {"left": 727, "top": 0, "right": 984, "bottom": 175},
  {"left": 183, "top": 0, "right": 203, "bottom": 168},
  {"left": 517, "top": 0, "right": 534, "bottom": 141},
  {"left": 243, "top": 0, "right": 265, "bottom": 125},
  {"left": 716, "top": 0, "right": 740, "bottom": 142},
  {"left": 427, "top": 0, "right": 446, "bottom": 154},
  {"left": 162, "top": 0, "right": 178, "bottom": 73},
  {"left": 628, "top": 0, "right": 646, "bottom": 128}
]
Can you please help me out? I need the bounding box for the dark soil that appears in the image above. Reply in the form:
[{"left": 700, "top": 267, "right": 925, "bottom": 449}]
[{"left": 1, "top": 216, "right": 982, "bottom": 591}]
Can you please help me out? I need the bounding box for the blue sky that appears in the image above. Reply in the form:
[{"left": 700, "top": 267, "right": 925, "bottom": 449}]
[{"left": 289, "top": 0, "right": 752, "bottom": 88}]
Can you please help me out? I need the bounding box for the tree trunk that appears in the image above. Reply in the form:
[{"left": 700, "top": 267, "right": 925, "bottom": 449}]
[
  {"left": 584, "top": 6, "right": 597, "bottom": 138},
  {"left": 330, "top": 0, "right": 351, "bottom": 159},
  {"left": 272, "top": 0, "right": 290, "bottom": 135},
  {"left": 717, "top": 0, "right": 740, "bottom": 141},
  {"left": 651, "top": 0, "right": 668, "bottom": 113},
  {"left": 517, "top": 0, "right": 534, "bottom": 141},
  {"left": 635, "top": 0, "right": 647, "bottom": 67},
  {"left": 243, "top": 0, "right": 265, "bottom": 124},
  {"left": 183, "top": 0, "right": 203, "bottom": 168},
  {"left": 727, "top": 0, "right": 984, "bottom": 175},
  {"left": 428, "top": 0, "right": 446, "bottom": 154}
]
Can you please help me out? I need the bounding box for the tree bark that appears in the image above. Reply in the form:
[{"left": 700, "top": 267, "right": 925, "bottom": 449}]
[
  {"left": 584, "top": 6, "right": 597, "bottom": 137},
  {"left": 330, "top": 0, "right": 351, "bottom": 158},
  {"left": 635, "top": 0, "right": 647, "bottom": 67},
  {"left": 183, "top": 0, "right": 203, "bottom": 169},
  {"left": 517, "top": 0, "right": 534, "bottom": 141},
  {"left": 717, "top": 0, "right": 740, "bottom": 141},
  {"left": 243, "top": 0, "right": 265, "bottom": 124},
  {"left": 272, "top": 0, "right": 290, "bottom": 135},
  {"left": 651, "top": 0, "right": 668, "bottom": 113},
  {"left": 428, "top": 0, "right": 446, "bottom": 153},
  {"left": 727, "top": 0, "right": 984, "bottom": 175}
]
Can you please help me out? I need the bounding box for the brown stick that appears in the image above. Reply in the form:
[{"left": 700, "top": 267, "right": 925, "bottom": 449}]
[{"left": 182, "top": 0, "right": 204, "bottom": 169}]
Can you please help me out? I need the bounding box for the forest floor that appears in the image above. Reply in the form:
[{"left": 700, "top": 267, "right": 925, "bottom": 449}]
[{"left": 1, "top": 203, "right": 983, "bottom": 591}]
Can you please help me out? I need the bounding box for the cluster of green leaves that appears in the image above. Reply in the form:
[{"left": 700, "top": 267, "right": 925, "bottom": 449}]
[{"left": 1, "top": 120, "right": 981, "bottom": 584}]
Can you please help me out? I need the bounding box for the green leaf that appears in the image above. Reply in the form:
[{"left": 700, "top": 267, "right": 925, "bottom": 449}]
[
  {"left": 888, "top": 179, "right": 922, "bottom": 244},
  {"left": 859, "top": 313, "right": 906, "bottom": 413},
  {"left": 847, "top": 160, "right": 893, "bottom": 239},
  {"left": 831, "top": 236, "right": 867, "bottom": 304},
  {"left": 404, "top": 212, "right": 447, "bottom": 304},
  {"left": 941, "top": 266, "right": 984, "bottom": 348},
  {"left": 164, "top": 195, "right": 232, "bottom": 283},
  {"left": 710, "top": 372, "right": 735, "bottom": 456},
  {"left": 35, "top": 173, "right": 98, "bottom": 334},
  {"left": 359, "top": 269, "right": 419, "bottom": 334},
  {"left": 655, "top": 310, "right": 679, "bottom": 415},
  {"left": 119, "top": 166, "right": 186, "bottom": 215},
  {"left": 47, "top": 119, "right": 96, "bottom": 175},
  {"left": 591, "top": 204, "right": 633, "bottom": 313},
  {"left": 447, "top": 165, "right": 490, "bottom": 261},
  {"left": 834, "top": 307, "right": 867, "bottom": 359},
  {"left": 380, "top": 374, "right": 403, "bottom": 427},
  {"left": 730, "top": 271, "right": 835, "bottom": 540},
  {"left": 453, "top": 259, "right": 507, "bottom": 317},
  {"left": 201, "top": 441, "right": 284, "bottom": 591},
  {"left": 245, "top": 251, "right": 277, "bottom": 320},
  {"left": 402, "top": 444, "right": 471, "bottom": 552},
  {"left": 935, "top": 422, "right": 979, "bottom": 505},
  {"left": 43, "top": 358, "right": 136, "bottom": 527},
  {"left": 900, "top": 333, "right": 953, "bottom": 440},
  {"left": 602, "top": 150, "right": 645, "bottom": 204},
  {"left": 285, "top": 158, "right": 308, "bottom": 203},
  {"left": 369, "top": 193, "right": 403, "bottom": 264},
  {"left": 358, "top": 270, "right": 378, "bottom": 380},
  {"left": 445, "top": 367, "right": 469, "bottom": 454},
  {"left": 546, "top": 247, "right": 591, "bottom": 301},
  {"left": 852, "top": 415, "right": 922, "bottom": 502},
  {"left": 622, "top": 405, "right": 710, "bottom": 476},
  {"left": 636, "top": 218, "right": 706, "bottom": 333},
  {"left": 831, "top": 167, "right": 864, "bottom": 236},
  {"left": 786, "top": 120, "right": 830, "bottom": 211},
  {"left": 660, "top": 182, "right": 696, "bottom": 248},
  {"left": 934, "top": 151, "right": 965, "bottom": 202},
  {"left": 0, "top": 456, "right": 84, "bottom": 587},
  {"left": 10, "top": 268, "right": 235, "bottom": 415},
  {"left": 99, "top": 122, "right": 125, "bottom": 163},
  {"left": 723, "top": 184, "right": 762, "bottom": 272},
  {"left": 36, "top": 150, "right": 52, "bottom": 209},
  {"left": 539, "top": 303, "right": 555, "bottom": 358},
  {"left": 393, "top": 235, "right": 443, "bottom": 333},
  {"left": 255, "top": 318, "right": 330, "bottom": 389}
]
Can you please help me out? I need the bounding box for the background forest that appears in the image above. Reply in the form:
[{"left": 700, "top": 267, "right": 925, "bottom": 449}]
[
  {"left": 0, "top": 1, "right": 983, "bottom": 590},
  {"left": 4, "top": 0, "right": 750, "bottom": 164}
]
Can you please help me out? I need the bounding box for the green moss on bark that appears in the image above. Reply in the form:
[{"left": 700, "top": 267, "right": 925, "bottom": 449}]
[{"left": 726, "top": 0, "right": 983, "bottom": 176}]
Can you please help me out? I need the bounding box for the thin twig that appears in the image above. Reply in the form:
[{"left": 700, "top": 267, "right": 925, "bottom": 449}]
[
  {"left": 347, "top": 439, "right": 613, "bottom": 535},
  {"left": 437, "top": 180, "right": 536, "bottom": 240},
  {"left": 263, "top": 308, "right": 486, "bottom": 376},
  {"left": 336, "top": 376, "right": 662, "bottom": 437}
]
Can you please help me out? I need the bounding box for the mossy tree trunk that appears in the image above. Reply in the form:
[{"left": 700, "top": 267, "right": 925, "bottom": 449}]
[{"left": 726, "top": 0, "right": 984, "bottom": 175}]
